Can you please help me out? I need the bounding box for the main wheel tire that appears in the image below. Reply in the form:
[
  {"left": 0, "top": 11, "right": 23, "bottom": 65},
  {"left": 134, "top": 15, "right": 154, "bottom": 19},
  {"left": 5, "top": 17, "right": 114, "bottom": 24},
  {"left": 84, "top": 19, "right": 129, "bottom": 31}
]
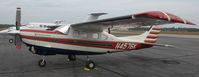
[
  {"left": 9, "top": 39, "right": 13, "bottom": 44},
  {"left": 86, "top": 60, "right": 95, "bottom": 69},
  {"left": 68, "top": 55, "right": 76, "bottom": 61},
  {"left": 38, "top": 59, "right": 46, "bottom": 67}
]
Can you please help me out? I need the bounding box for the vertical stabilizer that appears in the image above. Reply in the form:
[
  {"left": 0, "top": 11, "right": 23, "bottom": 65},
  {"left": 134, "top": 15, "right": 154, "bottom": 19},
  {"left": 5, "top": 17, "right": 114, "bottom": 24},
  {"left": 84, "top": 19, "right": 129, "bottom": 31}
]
[
  {"left": 144, "top": 25, "right": 161, "bottom": 43},
  {"left": 118, "top": 25, "right": 161, "bottom": 44}
]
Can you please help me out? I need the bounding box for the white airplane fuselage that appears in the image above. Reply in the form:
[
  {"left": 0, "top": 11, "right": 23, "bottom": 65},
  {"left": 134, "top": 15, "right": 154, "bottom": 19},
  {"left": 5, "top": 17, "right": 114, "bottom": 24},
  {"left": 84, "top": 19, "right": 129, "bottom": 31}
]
[{"left": 20, "top": 25, "right": 156, "bottom": 55}]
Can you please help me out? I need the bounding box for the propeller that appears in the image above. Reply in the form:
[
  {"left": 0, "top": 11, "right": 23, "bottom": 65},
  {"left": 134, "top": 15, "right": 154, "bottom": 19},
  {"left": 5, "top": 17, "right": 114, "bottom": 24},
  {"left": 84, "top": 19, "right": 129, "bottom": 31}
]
[{"left": 15, "top": 7, "right": 22, "bottom": 49}]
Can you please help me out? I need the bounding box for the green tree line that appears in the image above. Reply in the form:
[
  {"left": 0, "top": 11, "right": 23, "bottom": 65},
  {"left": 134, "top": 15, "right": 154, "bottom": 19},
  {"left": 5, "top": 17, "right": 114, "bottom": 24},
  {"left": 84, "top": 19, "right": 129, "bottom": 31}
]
[{"left": 0, "top": 24, "right": 15, "bottom": 28}]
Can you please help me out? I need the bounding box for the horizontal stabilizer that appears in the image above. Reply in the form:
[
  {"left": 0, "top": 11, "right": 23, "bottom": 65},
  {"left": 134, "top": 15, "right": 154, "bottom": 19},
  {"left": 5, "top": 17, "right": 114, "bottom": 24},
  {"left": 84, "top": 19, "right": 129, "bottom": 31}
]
[{"left": 143, "top": 43, "right": 176, "bottom": 48}]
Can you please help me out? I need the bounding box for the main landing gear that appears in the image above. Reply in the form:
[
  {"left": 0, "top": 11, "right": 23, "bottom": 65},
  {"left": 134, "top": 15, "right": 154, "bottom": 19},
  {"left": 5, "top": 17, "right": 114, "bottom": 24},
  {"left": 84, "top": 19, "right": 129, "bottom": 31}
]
[
  {"left": 84, "top": 56, "right": 96, "bottom": 71},
  {"left": 38, "top": 56, "right": 46, "bottom": 67},
  {"left": 37, "top": 55, "right": 96, "bottom": 70},
  {"left": 85, "top": 60, "right": 96, "bottom": 69}
]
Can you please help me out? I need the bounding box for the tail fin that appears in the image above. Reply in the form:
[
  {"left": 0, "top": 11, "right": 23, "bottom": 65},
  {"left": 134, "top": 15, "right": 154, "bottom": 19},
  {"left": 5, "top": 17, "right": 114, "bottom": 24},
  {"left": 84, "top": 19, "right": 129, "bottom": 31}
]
[
  {"left": 144, "top": 25, "right": 161, "bottom": 43},
  {"left": 118, "top": 25, "right": 161, "bottom": 44}
]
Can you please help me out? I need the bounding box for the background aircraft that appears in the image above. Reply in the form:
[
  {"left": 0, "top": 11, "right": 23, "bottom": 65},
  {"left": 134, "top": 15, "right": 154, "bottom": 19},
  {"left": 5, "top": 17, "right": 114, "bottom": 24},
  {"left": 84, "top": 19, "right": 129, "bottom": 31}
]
[
  {"left": 0, "top": 21, "right": 65, "bottom": 43},
  {"left": 13, "top": 7, "right": 195, "bottom": 70}
]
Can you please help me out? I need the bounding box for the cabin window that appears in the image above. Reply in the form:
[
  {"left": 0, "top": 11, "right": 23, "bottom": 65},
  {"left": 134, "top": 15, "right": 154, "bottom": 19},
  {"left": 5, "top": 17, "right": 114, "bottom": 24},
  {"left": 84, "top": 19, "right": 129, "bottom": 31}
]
[
  {"left": 40, "top": 25, "right": 42, "bottom": 27},
  {"left": 73, "top": 30, "right": 88, "bottom": 38},
  {"left": 79, "top": 32, "right": 87, "bottom": 38},
  {"left": 92, "top": 33, "right": 99, "bottom": 39}
]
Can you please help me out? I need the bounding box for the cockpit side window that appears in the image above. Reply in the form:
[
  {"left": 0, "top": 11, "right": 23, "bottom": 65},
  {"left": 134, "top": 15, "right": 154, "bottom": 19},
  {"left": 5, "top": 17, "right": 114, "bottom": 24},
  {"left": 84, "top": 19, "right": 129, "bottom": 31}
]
[{"left": 73, "top": 30, "right": 79, "bottom": 37}]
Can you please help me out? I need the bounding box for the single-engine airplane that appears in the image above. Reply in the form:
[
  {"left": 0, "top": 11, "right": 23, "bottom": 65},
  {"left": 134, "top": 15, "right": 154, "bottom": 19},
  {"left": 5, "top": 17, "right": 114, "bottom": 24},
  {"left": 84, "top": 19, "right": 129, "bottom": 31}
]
[{"left": 13, "top": 7, "right": 195, "bottom": 69}]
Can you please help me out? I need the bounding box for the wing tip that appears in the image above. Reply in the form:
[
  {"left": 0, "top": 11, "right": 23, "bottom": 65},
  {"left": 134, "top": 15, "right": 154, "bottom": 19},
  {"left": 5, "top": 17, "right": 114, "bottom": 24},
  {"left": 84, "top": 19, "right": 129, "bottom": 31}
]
[
  {"left": 186, "top": 21, "right": 196, "bottom": 25},
  {"left": 134, "top": 11, "right": 196, "bottom": 25}
]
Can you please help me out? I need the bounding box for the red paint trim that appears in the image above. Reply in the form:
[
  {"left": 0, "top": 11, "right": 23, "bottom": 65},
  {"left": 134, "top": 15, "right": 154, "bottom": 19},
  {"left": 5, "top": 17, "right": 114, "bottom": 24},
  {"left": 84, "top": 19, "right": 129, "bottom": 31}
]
[
  {"left": 16, "top": 45, "right": 21, "bottom": 49},
  {"left": 144, "top": 40, "right": 156, "bottom": 43},
  {"left": 17, "top": 8, "right": 21, "bottom": 10},
  {"left": 152, "top": 28, "right": 161, "bottom": 30},
  {"left": 20, "top": 29, "right": 64, "bottom": 35},
  {"left": 146, "top": 36, "right": 158, "bottom": 39},
  {"left": 149, "top": 32, "right": 160, "bottom": 34},
  {"left": 134, "top": 11, "right": 196, "bottom": 25}
]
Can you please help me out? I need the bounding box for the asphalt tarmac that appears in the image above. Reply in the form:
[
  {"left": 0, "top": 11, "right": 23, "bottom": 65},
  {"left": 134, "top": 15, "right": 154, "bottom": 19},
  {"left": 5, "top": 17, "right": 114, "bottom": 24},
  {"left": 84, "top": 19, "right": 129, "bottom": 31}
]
[{"left": 0, "top": 35, "right": 199, "bottom": 77}]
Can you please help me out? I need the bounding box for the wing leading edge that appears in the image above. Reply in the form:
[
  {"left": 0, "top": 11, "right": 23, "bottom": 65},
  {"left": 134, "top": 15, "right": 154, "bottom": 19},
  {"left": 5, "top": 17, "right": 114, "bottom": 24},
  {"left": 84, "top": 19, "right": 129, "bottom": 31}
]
[{"left": 71, "top": 11, "right": 195, "bottom": 32}]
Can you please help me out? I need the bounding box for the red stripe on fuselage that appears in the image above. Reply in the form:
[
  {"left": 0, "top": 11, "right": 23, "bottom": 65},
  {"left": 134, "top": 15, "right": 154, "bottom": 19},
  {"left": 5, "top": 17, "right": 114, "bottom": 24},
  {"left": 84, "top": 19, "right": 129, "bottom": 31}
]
[{"left": 20, "top": 29, "right": 64, "bottom": 35}]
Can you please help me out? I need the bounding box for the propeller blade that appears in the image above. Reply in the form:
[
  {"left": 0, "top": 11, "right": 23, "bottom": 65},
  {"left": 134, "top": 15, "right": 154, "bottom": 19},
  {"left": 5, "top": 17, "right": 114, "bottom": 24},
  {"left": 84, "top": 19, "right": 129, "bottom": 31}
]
[
  {"left": 15, "top": 34, "right": 22, "bottom": 49},
  {"left": 16, "top": 7, "right": 21, "bottom": 30},
  {"left": 15, "top": 7, "right": 22, "bottom": 49}
]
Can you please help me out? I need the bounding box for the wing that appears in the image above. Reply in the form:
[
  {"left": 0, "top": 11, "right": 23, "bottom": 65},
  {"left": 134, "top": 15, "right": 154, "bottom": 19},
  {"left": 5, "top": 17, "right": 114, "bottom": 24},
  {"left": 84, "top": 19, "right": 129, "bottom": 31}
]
[{"left": 71, "top": 11, "right": 195, "bottom": 32}]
